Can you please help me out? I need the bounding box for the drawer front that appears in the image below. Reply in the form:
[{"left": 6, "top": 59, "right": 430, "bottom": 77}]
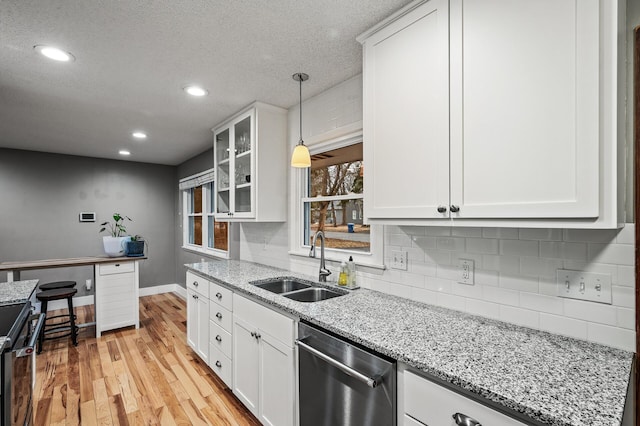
[
  {"left": 210, "top": 304, "right": 232, "bottom": 333},
  {"left": 99, "top": 262, "right": 135, "bottom": 275},
  {"left": 186, "top": 271, "right": 209, "bottom": 298},
  {"left": 209, "top": 321, "right": 232, "bottom": 359},
  {"left": 404, "top": 371, "right": 526, "bottom": 426},
  {"left": 210, "top": 281, "right": 233, "bottom": 311},
  {"left": 233, "top": 294, "right": 294, "bottom": 347},
  {"left": 209, "top": 345, "right": 232, "bottom": 388}
]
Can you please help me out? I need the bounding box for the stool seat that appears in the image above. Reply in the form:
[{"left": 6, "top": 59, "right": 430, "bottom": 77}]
[
  {"left": 37, "top": 287, "right": 77, "bottom": 301},
  {"left": 37, "top": 287, "right": 78, "bottom": 353},
  {"left": 39, "top": 281, "right": 76, "bottom": 291}
]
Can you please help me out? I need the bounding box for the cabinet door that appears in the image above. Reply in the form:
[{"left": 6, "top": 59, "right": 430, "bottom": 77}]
[
  {"left": 449, "top": 0, "right": 599, "bottom": 218},
  {"left": 233, "top": 315, "right": 260, "bottom": 416},
  {"left": 231, "top": 112, "right": 254, "bottom": 219},
  {"left": 362, "top": 0, "right": 450, "bottom": 219},
  {"left": 215, "top": 127, "right": 232, "bottom": 216},
  {"left": 259, "top": 333, "right": 294, "bottom": 426},
  {"left": 196, "top": 296, "right": 209, "bottom": 363},
  {"left": 186, "top": 290, "right": 198, "bottom": 351}
]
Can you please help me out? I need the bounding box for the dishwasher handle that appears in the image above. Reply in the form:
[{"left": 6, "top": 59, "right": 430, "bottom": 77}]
[{"left": 296, "top": 338, "right": 381, "bottom": 388}]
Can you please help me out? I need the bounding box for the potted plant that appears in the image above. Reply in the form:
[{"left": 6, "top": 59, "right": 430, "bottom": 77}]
[
  {"left": 125, "top": 235, "right": 146, "bottom": 257},
  {"left": 99, "top": 213, "right": 132, "bottom": 257}
]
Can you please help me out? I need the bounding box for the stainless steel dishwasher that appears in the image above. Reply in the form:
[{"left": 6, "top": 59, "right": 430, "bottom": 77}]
[{"left": 297, "top": 321, "right": 396, "bottom": 426}]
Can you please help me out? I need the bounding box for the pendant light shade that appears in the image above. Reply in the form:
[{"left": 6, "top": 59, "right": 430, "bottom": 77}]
[{"left": 291, "top": 72, "right": 311, "bottom": 168}]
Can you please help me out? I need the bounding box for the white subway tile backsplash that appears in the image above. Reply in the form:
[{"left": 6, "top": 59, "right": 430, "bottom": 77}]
[
  {"left": 539, "top": 314, "right": 588, "bottom": 340},
  {"left": 389, "top": 233, "right": 413, "bottom": 247},
  {"left": 520, "top": 257, "right": 563, "bottom": 278},
  {"left": 425, "top": 227, "right": 451, "bottom": 237},
  {"left": 519, "top": 228, "right": 562, "bottom": 241},
  {"left": 617, "top": 266, "right": 635, "bottom": 287},
  {"left": 450, "top": 281, "right": 484, "bottom": 299},
  {"left": 616, "top": 224, "right": 634, "bottom": 244},
  {"left": 588, "top": 243, "right": 635, "bottom": 266},
  {"left": 562, "top": 261, "right": 618, "bottom": 283},
  {"left": 465, "top": 299, "right": 501, "bottom": 319},
  {"left": 437, "top": 292, "right": 467, "bottom": 311},
  {"left": 563, "top": 229, "right": 618, "bottom": 244},
  {"left": 500, "top": 240, "right": 539, "bottom": 257},
  {"left": 538, "top": 278, "right": 558, "bottom": 297},
  {"left": 424, "top": 249, "right": 452, "bottom": 265},
  {"left": 409, "top": 262, "right": 437, "bottom": 277},
  {"left": 424, "top": 278, "right": 452, "bottom": 293},
  {"left": 499, "top": 306, "right": 539, "bottom": 329},
  {"left": 412, "top": 236, "right": 437, "bottom": 250},
  {"left": 398, "top": 226, "right": 426, "bottom": 237},
  {"left": 499, "top": 276, "right": 539, "bottom": 293},
  {"left": 586, "top": 323, "right": 635, "bottom": 352},
  {"left": 611, "top": 285, "right": 634, "bottom": 309},
  {"left": 563, "top": 299, "right": 617, "bottom": 326},
  {"left": 540, "top": 242, "right": 588, "bottom": 260},
  {"left": 475, "top": 270, "right": 499, "bottom": 286},
  {"left": 451, "top": 227, "right": 482, "bottom": 238},
  {"left": 616, "top": 308, "right": 635, "bottom": 330},
  {"left": 436, "top": 237, "right": 466, "bottom": 252},
  {"left": 482, "top": 286, "right": 519, "bottom": 307},
  {"left": 482, "top": 255, "right": 520, "bottom": 274},
  {"left": 436, "top": 264, "right": 460, "bottom": 281},
  {"left": 466, "top": 238, "right": 499, "bottom": 254},
  {"left": 411, "top": 287, "right": 438, "bottom": 306},
  {"left": 482, "top": 228, "right": 519, "bottom": 239},
  {"left": 519, "top": 292, "right": 564, "bottom": 315}
]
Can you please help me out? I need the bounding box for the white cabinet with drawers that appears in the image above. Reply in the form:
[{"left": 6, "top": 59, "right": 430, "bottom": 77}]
[
  {"left": 209, "top": 280, "right": 234, "bottom": 388},
  {"left": 186, "top": 271, "right": 209, "bottom": 364},
  {"left": 95, "top": 260, "right": 140, "bottom": 337}
]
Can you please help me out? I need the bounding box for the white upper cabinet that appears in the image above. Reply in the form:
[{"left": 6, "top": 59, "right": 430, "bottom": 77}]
[
  {"left": 213, "top": 102, "right": 287, "bottom": 222},
  {"left": 358, "top": 0, "right": 625, "bottom": 228}
]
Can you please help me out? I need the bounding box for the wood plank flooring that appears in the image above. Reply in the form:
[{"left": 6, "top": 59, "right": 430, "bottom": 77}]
[{"left": 34, "top": 292, "right": 261, "bottom": 426}]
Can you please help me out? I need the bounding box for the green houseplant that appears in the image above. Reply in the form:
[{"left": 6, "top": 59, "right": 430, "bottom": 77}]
[
  {"left": 99, "top": 213, "right": 132, "bottom": 257},
  {"left": 125, "top": 234, "right": 146, "bottom": 257}
]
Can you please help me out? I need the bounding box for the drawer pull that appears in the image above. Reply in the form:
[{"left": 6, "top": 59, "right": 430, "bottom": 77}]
[
  {"left": 216, "top": 312, "right": 223, "bottom": 319},
  {"left": 215, "top": 360, "right": 222, "bottom": 368},
  {"left": 215, "top": 335, "right": 222, "bottom": 342},
  {"left": 192, "top": 295, "right": 198, "bottom": 300},
  {"left": 115, "top": 264, "right": 120, "bottom": 267},
  {"left": 437, "top": 205, "right": 447, "bottom": 213},
  {"left": 450, "top": 205, "right": 460, "bottom": 213},
  {"left": 251, "top": 331, "right": 256, "bottom": 337},
  {"left": 215, "top": 292, "right": 222, "bottom": 299},
  {"left": 193, "top": 281, "right": 199, "bottom": 287},
  {"left": 452, "top": 413, "right": 481, "bottom": 426},
  {"left": 255, "top": 332, "right": 261, "bottom": 340}
]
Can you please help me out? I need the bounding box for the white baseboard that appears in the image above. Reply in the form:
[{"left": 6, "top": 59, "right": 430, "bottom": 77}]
[{"left": 42, "top": 283, "right": 186, "bottom": 312}]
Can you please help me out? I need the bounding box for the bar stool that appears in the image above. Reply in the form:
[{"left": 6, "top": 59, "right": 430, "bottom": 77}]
[
  {"left": 38, "top": 280, "right": 76, "bottom": 291},
  {"left": 36, "top": 287, "right": 78, "bottom": 353}
]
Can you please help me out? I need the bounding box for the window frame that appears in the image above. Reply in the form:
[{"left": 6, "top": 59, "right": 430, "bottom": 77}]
[
  {"left": 181, "top": 170, "right": 230, "bottom": 259},
  {"left": 289, "top": 131, "right": 384, "bottom": 269}
]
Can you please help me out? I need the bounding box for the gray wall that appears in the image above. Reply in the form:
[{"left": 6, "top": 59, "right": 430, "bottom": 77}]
[
  {"left": 0, "top": 148, "right": 177, "bottom": 295},
  {"left": 175, "top": 148, "right": 215, "bottom": 287}
]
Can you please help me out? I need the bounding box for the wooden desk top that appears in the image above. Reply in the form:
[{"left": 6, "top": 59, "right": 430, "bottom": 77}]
[{"left": 0, "top": 256, "right": 147, "bottom": 271}]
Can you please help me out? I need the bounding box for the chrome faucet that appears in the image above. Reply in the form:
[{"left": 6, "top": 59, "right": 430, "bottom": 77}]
[{"left": 309, "top": 230, "right": 331, "bottom": 282}]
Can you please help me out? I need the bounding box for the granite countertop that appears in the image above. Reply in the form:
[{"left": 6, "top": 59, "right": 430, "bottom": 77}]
[
  {"left": 0, "top": 279, "right": 39, "bottom": 305},
  {"left": 186, "top": 260, "right": 633, "bottom": 426}
]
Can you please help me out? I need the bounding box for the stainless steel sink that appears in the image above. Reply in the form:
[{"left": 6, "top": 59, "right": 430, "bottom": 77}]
[
  {"left": 283, "top": 287, "right": 344, "bottom": 302},
  {"left": 254, "top": 279, "right": 311, "bottom": 294}
]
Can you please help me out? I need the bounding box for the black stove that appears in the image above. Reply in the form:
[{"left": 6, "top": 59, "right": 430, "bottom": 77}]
[{"left": 0, "top": 303, "right": 30, "bottom": 346}]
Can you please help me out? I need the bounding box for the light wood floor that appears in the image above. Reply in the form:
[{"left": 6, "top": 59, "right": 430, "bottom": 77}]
[{"left": 34, "top": 292, "right": 261, "bottom": 426}]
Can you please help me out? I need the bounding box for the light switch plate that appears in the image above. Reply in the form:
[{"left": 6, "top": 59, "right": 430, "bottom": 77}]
[
  {"left": 556, "top": 269, "right": 612, "bottom": 304},
  {"left": 390, "top": 250, "right": 408, "bottom": 270},
  {"left": 458, "top": 259, "right": 474, "bottom": 285}
]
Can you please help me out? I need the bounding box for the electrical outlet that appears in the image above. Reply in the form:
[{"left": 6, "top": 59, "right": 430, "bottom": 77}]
[
  {"left": 390, "top": 250, "right": 408, "bottom": 270},
  {"left": 458, "top": 259, "right": 474, "bottom": 285},
  {"left": 556, "top": 269, "right": 612, "bottom": 304}
]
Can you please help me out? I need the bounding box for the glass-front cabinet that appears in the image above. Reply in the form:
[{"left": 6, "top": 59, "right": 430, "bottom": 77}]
[{"left": 212, "top": 102, "right": 287, "bottom": 222}]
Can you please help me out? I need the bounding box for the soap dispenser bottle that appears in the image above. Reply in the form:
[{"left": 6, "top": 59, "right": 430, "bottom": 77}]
[
  {"left": 338, "top": 262, "right": 348, "bottom": 286},
  {"left": 347, "top": 256, "right": 356, "bottom": 287}
]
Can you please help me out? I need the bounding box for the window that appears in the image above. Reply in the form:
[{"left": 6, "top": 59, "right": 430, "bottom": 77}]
[
  {"left": 293, "top": 135, "right": 382, "bottom": 268},
  {"left": 181, "top": 171, "right": 229, "bottom": 257}
]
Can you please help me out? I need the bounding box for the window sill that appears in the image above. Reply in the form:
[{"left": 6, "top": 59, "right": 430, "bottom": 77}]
[
  {"left": 182, "top": 245, "right": 229, "bottom": 260},
  {"left": 288, "top": 249, "right": 386, "bottom": 271}
]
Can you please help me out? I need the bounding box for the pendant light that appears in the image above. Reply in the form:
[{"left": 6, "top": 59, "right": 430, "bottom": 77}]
[{"left": 291, "top": 72, "right": 311, "bottom": 168}]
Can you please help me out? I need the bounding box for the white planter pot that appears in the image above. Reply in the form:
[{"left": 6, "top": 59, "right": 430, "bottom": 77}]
[{"left": 102, "top": 236, "right": 131, "bottom": 257}]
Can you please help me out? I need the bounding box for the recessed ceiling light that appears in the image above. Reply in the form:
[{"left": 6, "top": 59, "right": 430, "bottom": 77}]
[
  {"left": 184, "top": 85, "right": 208, "bottom": 97},
  {"left": 119, "top": 150, "right": 131, "bottom": 156},
  {"left": 34, "top": 45, "right": 75, "bottom": 62},
  {"left": 132, "top": 131, "right": 147, "bottom": 139}
]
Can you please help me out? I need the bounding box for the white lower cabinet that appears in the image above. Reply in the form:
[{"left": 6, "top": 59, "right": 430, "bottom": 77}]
[
  {"left": 232, "top": 294, "right": 295, "bottom": 426},
  {"left": 95, "top": 261, "right": 140, "bottom": 337},
  {"left": 209, "top": 281, "right": 234, "bottom": 388},
  {"left": 404, "top": 370, "right": 525, "bottom": 425},
  {"left": 186, "top": 288, "right": 209, "bottom": 364}
]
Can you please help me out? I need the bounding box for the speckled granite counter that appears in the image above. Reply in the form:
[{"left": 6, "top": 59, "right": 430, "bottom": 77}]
[
  {"left": 186, "top": 260, "right": 633, "bottom": 426},
  {"left": 0, "top": 280, "right": 38, "bottom": 305}
]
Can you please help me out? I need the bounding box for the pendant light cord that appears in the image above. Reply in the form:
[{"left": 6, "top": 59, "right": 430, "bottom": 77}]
[{"left": 299, "top": 75, "right": 303, "bottom": 144}]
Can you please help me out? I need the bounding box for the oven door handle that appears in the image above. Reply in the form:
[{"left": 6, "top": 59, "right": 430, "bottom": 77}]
[
  {"left": 296, "top": 338, "right": 381, "bottom": 388},
  {"left": 14, "top": 313, "right": 45, "bottom": 357}
]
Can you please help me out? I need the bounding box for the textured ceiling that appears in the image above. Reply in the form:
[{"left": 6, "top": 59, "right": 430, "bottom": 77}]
[{"left": 0, "top": 0, "right": 412, "bottom": 165}]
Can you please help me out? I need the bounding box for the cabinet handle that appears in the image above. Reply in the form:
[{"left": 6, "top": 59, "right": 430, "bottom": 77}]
[
  {"left": 452, "top": 413, "right": 482, "bottom": 426},
  {"left": 250, "top": 331, "right": 256, "bottom": 337},
  {"left": 215, "top": 360, "right": 222, "bottom": 368},
  {"left": 192, "top": 295, "right": 198, "bottom": 300},
  {"left": 193, "top": 281, "right": 199, "bottom": 287},
  {"left": 215, "top": 335, "right": 222, "bottom": 342},
  {"left": 255, "top": 332, "right": 261, "bottom": 340},
  {"left": 115, "top": 264, "right": 120, "bottom": 267},
  {"left": 215, "top": 292, "right": 222, "bottom": 299},
  {"left": 450, "top": 205, "right": 460, "bottom": 213},
  {"left": 437, "top": 205, "right": 447, "bottom": 213},
  {"left": 216, "top": 312, "right": 222, "bottom": 319}
]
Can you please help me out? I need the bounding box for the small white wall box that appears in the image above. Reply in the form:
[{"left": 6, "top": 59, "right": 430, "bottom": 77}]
[{"left": 79, "top": 212, "right": 96, "bottom": 222}]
